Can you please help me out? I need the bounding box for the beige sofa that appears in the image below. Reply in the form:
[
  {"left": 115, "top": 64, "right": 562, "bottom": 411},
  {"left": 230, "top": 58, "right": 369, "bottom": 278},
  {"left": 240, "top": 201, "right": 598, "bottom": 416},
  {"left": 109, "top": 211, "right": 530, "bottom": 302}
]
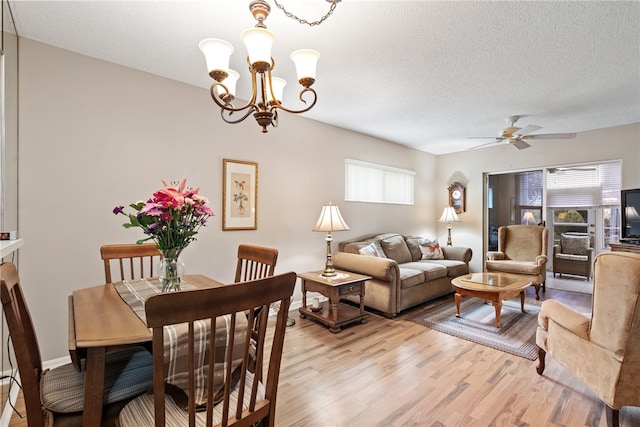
[{"left": 332, "top": 233, "right": 472, "bottom": 318}]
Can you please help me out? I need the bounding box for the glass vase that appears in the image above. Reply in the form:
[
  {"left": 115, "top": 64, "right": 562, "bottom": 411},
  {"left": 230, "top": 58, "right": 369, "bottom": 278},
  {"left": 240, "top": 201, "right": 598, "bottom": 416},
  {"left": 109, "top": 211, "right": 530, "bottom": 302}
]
[{"left": 158, "top": 249, "right": 185, "bottom": 292}]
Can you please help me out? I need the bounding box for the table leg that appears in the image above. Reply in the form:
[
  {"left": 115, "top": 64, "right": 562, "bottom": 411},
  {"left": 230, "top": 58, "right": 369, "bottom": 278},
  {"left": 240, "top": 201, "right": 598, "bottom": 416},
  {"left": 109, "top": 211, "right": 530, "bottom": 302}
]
[
  {"left": 455, "top": 292, "right": 462, "bottom": 317},
  {"left": 83, "top": 346, "right": 106, "bottom": 427},
  {"left": 520, "top": 291, "right": 526, "bottom": 313},
  {"left": 493, "top": 300, "right": 503, "bottom": 328},
  {"left": 331, "top": 295, "right": 339, "bottom": 323},
  {"left": 299, "top": 280, "right": 307, "bottom": 319}
]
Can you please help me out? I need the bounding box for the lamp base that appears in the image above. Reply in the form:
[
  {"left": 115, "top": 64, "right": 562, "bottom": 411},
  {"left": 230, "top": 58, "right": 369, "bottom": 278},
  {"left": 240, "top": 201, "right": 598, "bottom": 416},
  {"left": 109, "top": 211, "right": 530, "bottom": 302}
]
[{"left": 321, "top": 267, "right": 337, "bottom": 277}]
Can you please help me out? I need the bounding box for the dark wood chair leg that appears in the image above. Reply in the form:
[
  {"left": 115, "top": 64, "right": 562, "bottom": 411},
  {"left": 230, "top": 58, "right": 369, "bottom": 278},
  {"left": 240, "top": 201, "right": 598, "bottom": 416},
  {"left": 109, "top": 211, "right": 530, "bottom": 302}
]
[
  {"left": 536, "top": 346, "right": 546, "bottom": 375},
  {"left": 534, "top": 284, "right": 540, "bottom": 300},
  {"left": 605, "top": 406, "right": 620, "bottom": 427}
]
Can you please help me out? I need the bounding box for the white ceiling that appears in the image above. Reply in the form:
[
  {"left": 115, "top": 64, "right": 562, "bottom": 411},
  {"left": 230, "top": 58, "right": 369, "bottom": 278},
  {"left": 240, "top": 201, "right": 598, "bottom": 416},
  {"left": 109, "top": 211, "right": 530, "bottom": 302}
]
[{"left": 4, "top": 0, "right": 640, "bottom": 155}]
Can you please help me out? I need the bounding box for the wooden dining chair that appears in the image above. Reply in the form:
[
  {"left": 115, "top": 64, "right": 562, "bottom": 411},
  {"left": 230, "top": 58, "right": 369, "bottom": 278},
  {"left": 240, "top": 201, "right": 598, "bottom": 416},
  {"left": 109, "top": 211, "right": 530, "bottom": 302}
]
[
  {"left": 234, "top": 244, "right": 278, "bottom": 282},
  {"left": 117, "top": 271, "right": 296, "bottom": 427},
  {"left": 0, "top": 262, "right": 153, "bottom": 427},
  {"left": 234, "top": 244, "right": 294, "bottom": 331},
  {"left": 101, "top": 242, "right": 162, "bottom": 284}
]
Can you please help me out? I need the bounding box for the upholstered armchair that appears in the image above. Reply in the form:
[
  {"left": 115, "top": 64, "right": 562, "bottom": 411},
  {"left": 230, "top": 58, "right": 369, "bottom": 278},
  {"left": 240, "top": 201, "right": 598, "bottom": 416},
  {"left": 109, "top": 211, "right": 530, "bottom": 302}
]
[
  {"left": 536, "top": 252, "right": 640, "bottom": 427},
  {"left": 486, "top": 225, "right": 548, "bottom": 300},
  {"left": 552, "top": 232, "right": 594, "bottom": 280}
]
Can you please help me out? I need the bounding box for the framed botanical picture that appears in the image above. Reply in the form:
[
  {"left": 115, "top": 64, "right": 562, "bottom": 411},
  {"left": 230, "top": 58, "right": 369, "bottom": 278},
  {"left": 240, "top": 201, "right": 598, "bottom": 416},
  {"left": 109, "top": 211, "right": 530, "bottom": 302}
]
[{"left": 223, "top": 159, "right": 258, "bottom": 230}]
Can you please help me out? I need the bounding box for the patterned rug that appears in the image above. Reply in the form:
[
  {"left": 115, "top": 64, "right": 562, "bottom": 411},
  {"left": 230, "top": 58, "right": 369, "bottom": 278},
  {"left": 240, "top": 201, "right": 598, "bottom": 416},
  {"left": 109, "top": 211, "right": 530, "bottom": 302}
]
[{"left": 409, "top": 297, "right": 541, "bottom": 360}]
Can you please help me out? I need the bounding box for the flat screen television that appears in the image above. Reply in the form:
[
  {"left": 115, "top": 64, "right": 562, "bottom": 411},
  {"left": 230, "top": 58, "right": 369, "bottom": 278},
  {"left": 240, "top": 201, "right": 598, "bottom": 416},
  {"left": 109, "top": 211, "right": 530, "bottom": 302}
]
[{"left": 621, "top": 188, "right": 640, "bottom": 242}]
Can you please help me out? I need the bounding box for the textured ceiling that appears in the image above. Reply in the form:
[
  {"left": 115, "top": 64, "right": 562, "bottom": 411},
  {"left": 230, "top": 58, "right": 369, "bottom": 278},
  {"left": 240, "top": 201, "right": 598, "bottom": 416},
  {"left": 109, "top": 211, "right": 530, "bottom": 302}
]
[{"left": 4, "top": 0, "right": 640, "bottom": 155}]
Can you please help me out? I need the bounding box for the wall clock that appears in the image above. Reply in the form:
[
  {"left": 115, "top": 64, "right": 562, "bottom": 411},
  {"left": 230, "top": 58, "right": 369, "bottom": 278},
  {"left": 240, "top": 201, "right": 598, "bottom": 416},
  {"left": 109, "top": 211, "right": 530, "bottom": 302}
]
[{"left": 448, "top": 182, "right": 465, "bottom": 214}]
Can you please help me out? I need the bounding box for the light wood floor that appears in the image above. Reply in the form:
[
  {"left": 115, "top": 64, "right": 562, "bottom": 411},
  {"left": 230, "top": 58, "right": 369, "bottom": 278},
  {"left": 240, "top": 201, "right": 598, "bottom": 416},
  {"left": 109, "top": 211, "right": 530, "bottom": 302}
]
[{"left": 6, "top": 283, "right": 640, "bottom": 426}]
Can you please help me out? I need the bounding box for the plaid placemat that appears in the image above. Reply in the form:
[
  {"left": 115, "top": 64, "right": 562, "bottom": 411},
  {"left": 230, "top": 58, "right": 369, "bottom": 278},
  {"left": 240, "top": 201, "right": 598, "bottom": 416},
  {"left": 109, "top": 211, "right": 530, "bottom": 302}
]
[{"left": 115, "top": 278, "right": 248, "bottom": 406}]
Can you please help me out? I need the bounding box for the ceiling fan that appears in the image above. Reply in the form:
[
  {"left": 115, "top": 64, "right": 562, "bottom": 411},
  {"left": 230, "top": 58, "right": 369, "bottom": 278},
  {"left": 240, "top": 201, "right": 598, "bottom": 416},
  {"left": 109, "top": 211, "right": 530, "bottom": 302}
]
[{"left": 468, "top": 115, "right": 576, "bottom": 150}]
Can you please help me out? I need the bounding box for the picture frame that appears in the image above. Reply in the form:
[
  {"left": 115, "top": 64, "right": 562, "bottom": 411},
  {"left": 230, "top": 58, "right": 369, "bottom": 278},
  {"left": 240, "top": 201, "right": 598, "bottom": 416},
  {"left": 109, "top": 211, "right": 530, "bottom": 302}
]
[{"left": 222, "top": 159, "right": 258, "bottom": 230}]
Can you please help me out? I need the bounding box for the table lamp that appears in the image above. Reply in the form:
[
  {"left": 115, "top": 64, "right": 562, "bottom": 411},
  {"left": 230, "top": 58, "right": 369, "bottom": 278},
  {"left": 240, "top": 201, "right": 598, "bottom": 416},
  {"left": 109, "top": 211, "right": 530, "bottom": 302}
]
[
  {"left": 439, "top": 206, "right": 460, "bottom": 246},
  {"left": 522, "top": 211, "right": 536, "bottom": 225},
  {"left": 313, "top": 203, "right": 350, "bottom": 277}
]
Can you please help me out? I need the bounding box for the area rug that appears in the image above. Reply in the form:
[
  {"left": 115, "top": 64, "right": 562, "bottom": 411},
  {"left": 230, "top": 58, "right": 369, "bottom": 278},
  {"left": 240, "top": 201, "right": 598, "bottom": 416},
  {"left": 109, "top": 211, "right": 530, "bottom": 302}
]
[{"left": 410, "top": 298, "right": 541, "bottom": 360}]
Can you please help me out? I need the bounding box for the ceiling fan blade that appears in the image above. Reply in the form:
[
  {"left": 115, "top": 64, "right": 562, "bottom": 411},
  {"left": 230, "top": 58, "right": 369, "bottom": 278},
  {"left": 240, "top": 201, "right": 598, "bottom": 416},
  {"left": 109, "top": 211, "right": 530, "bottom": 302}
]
[
  {"left": 467, "top": 136, "right": 501, "bottom": 139},
  {"left": 512, "top": 139, "right": 531, "bottom": 150},
  {"left": 513, "top": 125, "right": 542, "bottom": 136},
  {"left": 525, "top": 133, "right": 577, "bottom": 139}
]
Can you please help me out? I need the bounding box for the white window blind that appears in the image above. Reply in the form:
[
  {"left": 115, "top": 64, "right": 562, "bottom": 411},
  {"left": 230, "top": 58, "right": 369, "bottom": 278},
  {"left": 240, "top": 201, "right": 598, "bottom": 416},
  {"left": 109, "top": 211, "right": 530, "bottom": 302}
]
[
  {"left": 345, "top": 159, "right": 415, "bottom": 204},
  {"left": 546, "top": 161, "right": 621, "bottom": 208}
]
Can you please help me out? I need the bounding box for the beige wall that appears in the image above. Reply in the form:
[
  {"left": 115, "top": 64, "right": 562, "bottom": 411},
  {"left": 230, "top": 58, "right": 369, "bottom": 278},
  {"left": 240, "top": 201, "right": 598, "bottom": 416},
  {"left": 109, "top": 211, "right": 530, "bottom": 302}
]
[
  {"left": 17, "top": 39, "right": 438, "bottom": 360},
  {"left": 437, "top": 122, "right": 640, "bottom": 273},
  {"left": 12, "top": 37, "right": 640, "bottom": 361}
]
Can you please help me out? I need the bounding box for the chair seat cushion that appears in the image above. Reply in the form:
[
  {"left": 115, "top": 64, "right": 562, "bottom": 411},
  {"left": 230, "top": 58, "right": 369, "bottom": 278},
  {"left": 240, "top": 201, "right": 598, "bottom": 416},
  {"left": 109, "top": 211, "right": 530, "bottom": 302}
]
[
  {"left": 118, "top": 371, "right": 265, "bottom": 426},
  {"left": 556, "top": 253, "right": 589, "bottom": 261},
  {"left": 486, "top": 260, "right": 542, "bottom": 276},
  {"left": 41, "top": 346, "right": 152, "bottom": 414}
]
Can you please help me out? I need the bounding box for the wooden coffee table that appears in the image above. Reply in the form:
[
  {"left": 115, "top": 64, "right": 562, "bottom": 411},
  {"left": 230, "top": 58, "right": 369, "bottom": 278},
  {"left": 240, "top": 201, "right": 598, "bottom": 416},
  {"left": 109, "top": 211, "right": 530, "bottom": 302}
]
[{"left": 451, "top": 272, "right": 531, "bottom": 328}]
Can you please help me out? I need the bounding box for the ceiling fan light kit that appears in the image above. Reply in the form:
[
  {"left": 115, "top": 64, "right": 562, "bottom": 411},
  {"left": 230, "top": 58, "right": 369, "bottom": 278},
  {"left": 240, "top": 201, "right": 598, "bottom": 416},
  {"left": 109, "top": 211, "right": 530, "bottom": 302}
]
[
  {"left": 468, "top": 115, "right": 576, "bottom": 150},
  {"left": 200, "top": 0, "right": 339, "bottom": 133}
]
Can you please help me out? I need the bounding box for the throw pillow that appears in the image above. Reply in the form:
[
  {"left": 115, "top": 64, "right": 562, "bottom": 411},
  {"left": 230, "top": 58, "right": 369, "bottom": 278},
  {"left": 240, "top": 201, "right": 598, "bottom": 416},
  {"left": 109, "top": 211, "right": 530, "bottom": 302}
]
[
  {"left": 420, "top": 238, "right": 444, "bottom": 260},
  {"left": 359, "top": 242, "right": 384, "bottom": 257},
  {"left": 560, "top": 234, "right": 590, "bottom": 255}
]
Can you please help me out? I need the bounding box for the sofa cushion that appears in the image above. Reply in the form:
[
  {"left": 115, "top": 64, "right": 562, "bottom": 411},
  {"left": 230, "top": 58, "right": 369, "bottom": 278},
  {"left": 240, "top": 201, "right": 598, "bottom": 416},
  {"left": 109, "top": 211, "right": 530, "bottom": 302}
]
[
  {"left": 419, "top": 238, "right": 444, "bottom": 260},
  {"left": 343, "top": 241, "right": 385, "bottom": 257},
  {"left": 398, "top": 267, "right": 427, "bottom": 289},
  {"left": 425, "top": 259, "right": 469, "bottom": 277},
  {"left": 378, "top": 234, "right": 412, "bottom": 264},
  {"left": 359, "top": 242, "right": 384, "bottom": 257},
  {"left": 401, "top": 261, "right": 447, "bottom": 282},
  {"left": 404, "top": 236, "right": 423, "bottom": 262},
  {"left": 561, "top": 234, "right": 590, "bottom": 255}
]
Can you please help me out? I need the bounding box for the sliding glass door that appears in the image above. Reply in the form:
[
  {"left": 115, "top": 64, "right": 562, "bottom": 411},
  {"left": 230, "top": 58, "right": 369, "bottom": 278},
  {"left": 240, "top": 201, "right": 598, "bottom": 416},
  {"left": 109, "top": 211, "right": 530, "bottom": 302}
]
[{"left": 486, "top": 161, "right": 621, "bottom": 258}]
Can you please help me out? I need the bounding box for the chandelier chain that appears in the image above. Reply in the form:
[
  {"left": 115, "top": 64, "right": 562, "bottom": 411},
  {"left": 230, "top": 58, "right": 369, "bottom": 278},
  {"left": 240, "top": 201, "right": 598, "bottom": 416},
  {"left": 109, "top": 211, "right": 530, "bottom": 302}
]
[{"left": 272, "top": 0, "right": 339, "bottom": 26}]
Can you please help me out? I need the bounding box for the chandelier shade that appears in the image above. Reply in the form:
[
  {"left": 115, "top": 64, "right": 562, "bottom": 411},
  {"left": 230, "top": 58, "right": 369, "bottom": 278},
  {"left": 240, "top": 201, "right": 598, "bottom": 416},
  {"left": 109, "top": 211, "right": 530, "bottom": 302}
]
[
  {"left": 199, "top": 0, "right": 323, "bottom": 133},
  {"left": 241, "top": 28, "right": 275, "bottom": 67}
]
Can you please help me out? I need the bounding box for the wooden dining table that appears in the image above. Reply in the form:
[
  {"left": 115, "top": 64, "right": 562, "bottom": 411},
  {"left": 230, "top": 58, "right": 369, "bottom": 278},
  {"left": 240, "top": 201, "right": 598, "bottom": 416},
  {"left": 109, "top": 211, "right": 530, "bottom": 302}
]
[{"left": 69, "top": 274, "right": 225, "bottom": 427}]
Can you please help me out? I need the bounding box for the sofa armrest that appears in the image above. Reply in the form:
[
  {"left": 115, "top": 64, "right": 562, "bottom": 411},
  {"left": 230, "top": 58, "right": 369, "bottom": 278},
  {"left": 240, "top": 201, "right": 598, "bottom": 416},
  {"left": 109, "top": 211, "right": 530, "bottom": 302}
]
[
  {"left": 486, "top": 251, "right": 505, "bottom": 261},
  {"left": 441, "top": 246, "right": 472, "bottom": 263},
  {"left": 332, "top": 252, "right": 399, "bottom": 282},
  {"left": 538, "top": 299, "right": 590, "bottom": 340},
  {"left": 535, "top": 255, "right": 548, "bottom": 266},
  {"left": 553, "top": 245, "right": 560, "bottom": 257}
]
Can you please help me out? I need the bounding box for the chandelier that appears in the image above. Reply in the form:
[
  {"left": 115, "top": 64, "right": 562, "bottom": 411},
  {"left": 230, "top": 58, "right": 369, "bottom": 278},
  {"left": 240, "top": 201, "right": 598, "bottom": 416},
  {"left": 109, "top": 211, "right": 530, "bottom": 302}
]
[{"left": 199, "top": 0, "right": 339, "bottom": 133}]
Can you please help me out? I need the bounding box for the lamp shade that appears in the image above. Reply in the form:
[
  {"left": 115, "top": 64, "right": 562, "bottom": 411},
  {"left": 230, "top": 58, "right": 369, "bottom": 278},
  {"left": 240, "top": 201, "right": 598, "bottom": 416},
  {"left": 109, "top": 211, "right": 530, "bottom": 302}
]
[
  {"left": 267, "top": 76, "right": 287, "bottom": 103},
  {"left": 522, "top": 211, "right": 536, "bottom": 224},
  {"left": 626, "top": 206, "right": 640, "bottom": 220},
  {"left": 290, "top": 49, "right": 320, "bottom": 81},
  {"left": 214, "top": 69, "right": 239, "bottom": 99},
  {"left": 199, "top": 38, "right": 234, "bottom": 74},
  {"left": 439, "top": 207, "right": 460, "bottom": 223},
  {"left": 312, "top": 204, "right": 350, "bottom": 232},
  {"left": 241, "top": 27, "right": 275, "bottom": 66}
]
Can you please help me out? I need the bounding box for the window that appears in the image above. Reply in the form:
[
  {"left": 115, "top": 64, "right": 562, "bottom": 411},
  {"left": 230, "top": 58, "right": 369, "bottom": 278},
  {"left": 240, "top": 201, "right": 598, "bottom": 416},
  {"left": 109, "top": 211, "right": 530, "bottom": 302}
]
[{"left": 345, "top": 159, "right": 415, "bottom": 204}]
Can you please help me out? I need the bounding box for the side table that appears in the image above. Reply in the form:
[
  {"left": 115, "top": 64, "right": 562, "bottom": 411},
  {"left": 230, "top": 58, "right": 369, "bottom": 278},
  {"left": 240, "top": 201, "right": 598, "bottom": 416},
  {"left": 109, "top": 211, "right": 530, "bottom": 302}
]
[{"left": 298, "top": 270, "right": 370, "bottom": 333}]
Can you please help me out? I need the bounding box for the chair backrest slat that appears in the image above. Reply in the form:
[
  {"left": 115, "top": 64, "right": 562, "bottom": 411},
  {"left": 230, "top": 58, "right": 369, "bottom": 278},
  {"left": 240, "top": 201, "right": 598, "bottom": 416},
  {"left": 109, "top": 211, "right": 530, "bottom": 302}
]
[
  {"left": 101, "top": 243, "right": 161, "bottom": 283},
  {"left": 144, "top": 271, "right": 296, "bottom": 427},
  {"left": 234, "top": 245, "right": 278, "bottom": 283}
]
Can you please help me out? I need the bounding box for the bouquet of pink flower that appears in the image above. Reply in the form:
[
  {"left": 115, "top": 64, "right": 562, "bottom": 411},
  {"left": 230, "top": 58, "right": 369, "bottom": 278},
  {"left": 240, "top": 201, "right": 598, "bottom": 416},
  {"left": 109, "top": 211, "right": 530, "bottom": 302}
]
[{"left": 113, "top": 179, "right": 214, "bottom": 251}]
